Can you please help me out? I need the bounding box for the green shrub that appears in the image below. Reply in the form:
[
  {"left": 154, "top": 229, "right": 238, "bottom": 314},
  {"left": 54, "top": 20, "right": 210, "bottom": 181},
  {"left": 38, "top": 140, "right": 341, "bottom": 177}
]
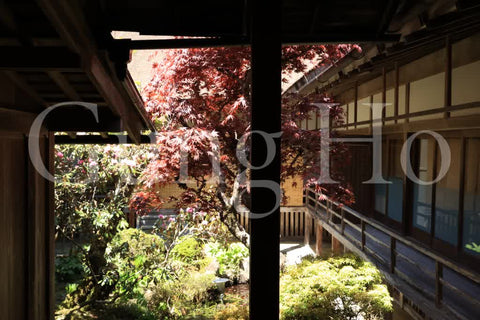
[
  {"left": 280, "top": 254, "right": 392, "bottom": 320},
  {"left": 214, "top": 303, "right": 249, "bottom": 320},
  {"left": 206, "top": 242, "right": 248, "bottom": 281},
  {"left": 171, "top": 236, "right": 203, "bottom": 264},
  {"left": 55, "top": 254, "right": 85, "bottom": 282},
  {"left": 106, "top": 228, "right": 167, "bottom": 300},
  {"left": 146, "top": 271, "right": 218, "bottom": 318}
]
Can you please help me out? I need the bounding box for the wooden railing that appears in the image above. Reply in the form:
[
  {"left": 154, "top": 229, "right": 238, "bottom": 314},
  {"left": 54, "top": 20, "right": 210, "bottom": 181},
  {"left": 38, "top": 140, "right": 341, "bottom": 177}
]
[
  {"left": 305, "top": 187, "right": 480, "bottom": 318},
  {"left": 237, "top": 206, "right": 310, "bottom": 239}
]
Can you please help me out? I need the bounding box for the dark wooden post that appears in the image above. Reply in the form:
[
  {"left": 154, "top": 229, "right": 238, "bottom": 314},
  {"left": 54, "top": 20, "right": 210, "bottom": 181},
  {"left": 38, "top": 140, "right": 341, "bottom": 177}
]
[
  {"left": 390, "top": 237, "right": 396, "bottom": 273},
  {"left": 249, "top": 1, "right": 281, "bottom": 319},
  {"left": 361, "top": 220, "right": 366, "bottom": 251},
  {"left": 394, "top": 62, "right": 399, "bottom": 124},
  {"left": 332, "top": 236, "right": 344, "bottom": 254},
  {"left": 444, "top": 35, "right": 452, "bottom": 118},
  {"left": 340, "top": 207, "right": 345, "bottom": 235},
  {"left": 47, "top": 132, "right": 56, "bottom": 320},
  {"left": 304, "top": 212, "right": 311, "bottom": 245},
  {"left": 316, "top": 221, "right": 323, "bottom": 255},
  {"left": 435, "top": 261, "right": 443, "bottom": 306}
]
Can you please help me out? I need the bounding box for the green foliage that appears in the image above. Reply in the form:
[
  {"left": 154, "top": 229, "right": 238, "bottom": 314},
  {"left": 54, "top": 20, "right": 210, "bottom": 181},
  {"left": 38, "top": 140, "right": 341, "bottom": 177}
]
[
  {"left": 55, "top": 144, "right": 153, "bottom": 308},
  {"left": 171, "top": 236, "right": 203, "bottom": 264},
  {"left": 280, "top": 254, "right": 392, "bottom": 320},
  {"left": 106, "top": 228, "right": 167, "bottom": 300},
  {"left": 55, "top": 301, "right": 157, "bottom": 320},
  {"left": 214, "top": 304, "right": 249, "bottom": 320},
  {"left": 465, "top": 242, "right": 480, "bottom": 253},
  {"left": 146, "top": 271, "right": 219, "bottom": 319},
  {"left": 65, "top": 283, "right": 79, "bottom": 296},
  {"left": 56, "top": 254, "right": 84, "bottom": 282},
  {"left": 206, "top": 242, "right": 248, "bottom": 281}
]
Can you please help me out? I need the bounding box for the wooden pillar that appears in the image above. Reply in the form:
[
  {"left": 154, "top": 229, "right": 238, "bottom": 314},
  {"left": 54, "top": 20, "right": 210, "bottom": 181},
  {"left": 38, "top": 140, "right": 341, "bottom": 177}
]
[
  {"left": 304, "top": 214, "right": 311, "bottom": 245},
  {"left": 315, "top": 221, "right": 323, "bottom": 255},
  {"left": 47, "top": 132, "right": 55, "bottom": 320},
  {"left": 444, "top": 35, "right": 452, "bottom": 118},
  {"left": 394, "top": 62, "right": 399, "bottom": 124},
  {"left": 249, "top": 1, "right": 281, "bottom": 319},
  {"left": 405, "top": 82, "right": 410, "bottom": 123},
  {"left": 332, "top": 236, "right": 344, "bottom": 254}
]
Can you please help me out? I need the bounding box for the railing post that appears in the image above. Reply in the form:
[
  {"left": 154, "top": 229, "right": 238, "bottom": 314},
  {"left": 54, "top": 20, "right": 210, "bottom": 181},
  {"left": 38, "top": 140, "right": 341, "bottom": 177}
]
[
  {"left": 315, "top": 221, "right": 323, "bottom": 256},
  {"left": 361, "top": 220, "right": 366, "bottom": 251},
  {"left": 435, "top": 261, "right": 443, "bottom": 306},
  {"left": 304, "top": 210, "right": 310, "bottom": 245},
  {"left": 327, "top": 201, "right": 332, "bottom": 222},
  {"left": 341, "top": 207, "right": 345, "bottom": 235},
  {"left": 390, "top": 237, "right": 396, "bottom": 274}
]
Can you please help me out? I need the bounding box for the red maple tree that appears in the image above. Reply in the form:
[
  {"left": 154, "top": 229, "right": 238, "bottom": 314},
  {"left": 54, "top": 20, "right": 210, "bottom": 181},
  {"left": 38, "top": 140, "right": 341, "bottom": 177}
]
[{"left": 130, "top": 45, "right": 358, "bottom": 245}]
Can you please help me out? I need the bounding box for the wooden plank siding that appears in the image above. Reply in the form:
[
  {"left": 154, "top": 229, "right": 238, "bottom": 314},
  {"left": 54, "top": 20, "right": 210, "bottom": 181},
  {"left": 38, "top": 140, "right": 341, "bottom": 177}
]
[{"left": 0, "top": 131, "right": 54, "bottom": 320}]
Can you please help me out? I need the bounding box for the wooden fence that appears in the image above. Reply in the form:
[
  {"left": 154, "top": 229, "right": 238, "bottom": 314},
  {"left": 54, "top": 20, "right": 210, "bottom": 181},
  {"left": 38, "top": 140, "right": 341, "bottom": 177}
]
[
  {"left": 237, "top": 206, "right": 312, "bottom": 240},
  {"left": 136, "top": 207, "right": 312, "bottom": 241}
]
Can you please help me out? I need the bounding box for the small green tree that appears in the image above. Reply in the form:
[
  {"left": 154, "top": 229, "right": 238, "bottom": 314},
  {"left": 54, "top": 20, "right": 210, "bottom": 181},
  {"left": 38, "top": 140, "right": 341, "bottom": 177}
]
[
  {"left": 280, "top": 255, "right": 393, "bottom": 320},
  {"left": 55, "top": 144, "right": 152, "bottom": 308}
]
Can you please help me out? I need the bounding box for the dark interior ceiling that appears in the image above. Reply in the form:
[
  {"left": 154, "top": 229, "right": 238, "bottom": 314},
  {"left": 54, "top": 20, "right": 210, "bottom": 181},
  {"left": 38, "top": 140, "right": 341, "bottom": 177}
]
[{"left": 91, "top": 0, "right": 401, "bottom": 42}]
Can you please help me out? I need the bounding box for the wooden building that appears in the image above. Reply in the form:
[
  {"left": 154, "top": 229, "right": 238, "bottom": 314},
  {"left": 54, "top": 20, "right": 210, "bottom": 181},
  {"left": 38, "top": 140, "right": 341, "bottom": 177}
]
[
  {"left": 2, "top": 0, "right": 477, "bottom": 319},
  {"left": 297, "top": 2, "right": 480, "bottom": 319}
]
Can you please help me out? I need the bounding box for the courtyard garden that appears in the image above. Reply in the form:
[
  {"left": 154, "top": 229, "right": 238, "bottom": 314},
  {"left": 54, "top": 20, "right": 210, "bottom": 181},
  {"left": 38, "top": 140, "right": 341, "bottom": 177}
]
[
  {"left": 54, "top": 43, "right": 393, "bottom": 319},
  {"left": 53, "top": 143, "right": 392, "bottom": 319}
]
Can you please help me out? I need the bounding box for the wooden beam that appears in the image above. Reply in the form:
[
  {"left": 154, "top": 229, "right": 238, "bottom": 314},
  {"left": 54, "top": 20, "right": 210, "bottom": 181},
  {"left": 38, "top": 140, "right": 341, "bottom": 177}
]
[
  {"left": 118, "top": 37, "right": 249, "bottom": 50},
  {"left": 2, "top": 71, "right": 46, "bottom": 106},
  {"left": 444, "top": 35, "right": 452, "bottom": 118},
  {"left": 377, "top": 0, "right": 400, "bottom": 36},
  {"left": 0, "top": 47, "right": 81, "bottom": 72},
  {"left": 282, "top": 33, "right": 400, "bottom": 44},
  {"left": 249, "top": 0, "right": 281, "bottom": 318},
  {"left": 0, "top": 1, "right": 33, "bottom": 46},
  {"left": 46, "top": 71, "right": 81, "bottom": 101},
  {"left": 45, "top": 107, "right": 122, "bottom": 132},
  {"left": 37, "top": 0, "right": 149, "bottom": 142},
  {"left": 0, "top": 108, "right": 37, "bottom": 133},
  {"left": 394, "top": 62, "right": 399, "bottom": 124},
  {"left": 54, "top": 134, "right": 155, "bottom": 144},
  {"left": 116, "top": 34, "right": 400, "bottom": 51}
]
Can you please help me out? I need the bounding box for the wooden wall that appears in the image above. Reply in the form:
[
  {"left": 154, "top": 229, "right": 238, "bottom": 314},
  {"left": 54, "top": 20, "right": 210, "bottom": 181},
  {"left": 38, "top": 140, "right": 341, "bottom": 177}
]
[{"left": 0, "top": 129, "right": 54, "bottom": 320}]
